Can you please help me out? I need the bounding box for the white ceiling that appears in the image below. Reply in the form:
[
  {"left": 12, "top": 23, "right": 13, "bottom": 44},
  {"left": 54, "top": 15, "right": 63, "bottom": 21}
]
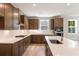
[{"left": 12, "top": 3, "right": 79, "bottom": 17}]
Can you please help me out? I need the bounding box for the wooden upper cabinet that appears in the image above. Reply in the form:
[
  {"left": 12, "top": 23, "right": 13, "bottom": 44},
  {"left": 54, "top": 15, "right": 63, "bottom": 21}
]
[
  {"left": 19, "top": 15, "right": 25, "bottom": 29},
  {"left": 24, "top": 16, "right": 29, "bottom": 29},
  {"left": 0, "top": 4, "right": 5, "bottom": 30},
  {"left": 0, "top": 3, "right": 26, "bottom": 30},
  {"left": 13, "top": 7, "right": 19, "bottom": 30},
  {"left": 54, "top": 18, "right": 63, "bottom": 28},
  {"left": 50, "top": 19, "right": 54, "bottom": 30},
  {"left": 4, "top": 4, "right": 13, "bottom": 30},
  {"left": 19, "top": 15, "right": 29, "bottom": 29},
  {"left": 0, "top": 3, "right": 5, "bottom": 16},
  {"left": 20, "top": 15, "right": 24, "bottom": 24},
  {"left": 28, "top": 19, "right": 39, "bottom": 29}
]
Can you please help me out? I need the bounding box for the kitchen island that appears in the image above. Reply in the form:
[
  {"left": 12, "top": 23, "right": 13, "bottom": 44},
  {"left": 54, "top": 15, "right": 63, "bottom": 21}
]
[{"left": 0, "top": 30, "right": 53, "bottom": 56}]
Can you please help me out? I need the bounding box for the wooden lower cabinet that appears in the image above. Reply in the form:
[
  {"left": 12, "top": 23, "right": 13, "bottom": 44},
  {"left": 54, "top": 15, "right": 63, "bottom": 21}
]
[
  {"left": 0, "top": 36, "right": 31, "bottom": 56},
  {"left": 18, "top": 40, "right": 24, "bottom": 56},
  {"left": 31, "top": 35, "right": 46, "bottom": 44},
  {"left": 23, "top": 36, "right": 31, "bottom": 52},
  {"left": 0, "top": 44, "right": 12, "bottom": 56},
  {"left": 12, "top": 42, "right": 20, "bottom": 56},
  {"left": 12, "top": 39, "right": 24, "bottom": 56},
  {"left": 45, "top": 44, "right": 53, "bottom": 56},
  {"left": 0, "top": 35, "right": 53, "bottom": 56}
]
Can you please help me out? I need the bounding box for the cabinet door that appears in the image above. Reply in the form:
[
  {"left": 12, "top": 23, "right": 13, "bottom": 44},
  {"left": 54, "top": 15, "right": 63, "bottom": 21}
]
[
  {"left": 33, "top": 19, "right": 38, "bottom": 29},
  {"left": 39, "top": 35, "right": 46, "bottom": 43},
  {"left": 23, "top": 36, "right": 30, "bottom": 51},
  {"left": 31, "top": 35, "right": 45, "bottom": 44},
  {"left": 28, "top": 19, "right": 38, "bottom": 29},
  {"left": 50, "top": 19, "right": 54, "bottom": 29},
  {"left": 18, "top": 40, "right": 24, "bottom": 56},
  {"left": 28, "top": 19, "right": 34, "bottom": 29},
  {"left": 0, "top": 3, "right": 5, "bottom": 16},
  {"left": 13, "top": 42, "right": 19, "bottom": 56},
  {"left": 54, "top": 18, "right": 59, "bottom": 28},
  {"left": 0, "top": 17, "right": 4, "bottom": 30},
  {"left": 54, "top": 18, "right": 63, "bottom": 28},
  {"left": 58, "top": 18, "right": 63, "bottom": 27},
  {"left": 13, "top": 7, "right": 19, "bottom": 30},
  {"left": 0, "top": 44, "right": 12, "bottom": 56},
  {"left": 45, "top": 44, "right": 53, "bottom": 56},
  {"left": 0, "top": 4, "right": 5, "bottom": 30},
  {"left": 24, "top": 16, "right": 29, "bottom": 29},
  {"left": 4, "top": 4, "right": 13, "bottom": 30}
]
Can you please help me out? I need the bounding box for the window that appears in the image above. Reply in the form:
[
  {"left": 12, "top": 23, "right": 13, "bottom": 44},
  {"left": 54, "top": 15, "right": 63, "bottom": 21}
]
[
  {"left": 68, "top": 19, "right": 77, "bottom": 34},
  {"left": 40, "top": 20, "right": 49, "bottom": 30}
]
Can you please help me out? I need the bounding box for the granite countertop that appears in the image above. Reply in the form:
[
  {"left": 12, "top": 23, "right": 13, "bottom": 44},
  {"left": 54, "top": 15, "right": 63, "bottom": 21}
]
[
  {"left": 45, "top": 36, "right": 79, "bottom": 56},
  {"left": 0, "top": 30, "right": 79, "bottom": 56},
  {"left": 0, "top": 30, "right": 53, "bottom": 44}
]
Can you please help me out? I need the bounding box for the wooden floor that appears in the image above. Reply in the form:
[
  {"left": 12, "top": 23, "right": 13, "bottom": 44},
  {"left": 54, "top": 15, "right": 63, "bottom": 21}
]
[{"left": 23, "top": 44, "right": 45, "bottom": 56}]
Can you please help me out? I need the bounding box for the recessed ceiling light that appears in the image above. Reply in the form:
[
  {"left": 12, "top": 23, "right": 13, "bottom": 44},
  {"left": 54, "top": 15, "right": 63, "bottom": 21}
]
[
  {"left": 67, "top": 3, "right": 70, "bottom": 6},
  {"left": 33, "top": 3, "right": 36, "bottom": 7}
]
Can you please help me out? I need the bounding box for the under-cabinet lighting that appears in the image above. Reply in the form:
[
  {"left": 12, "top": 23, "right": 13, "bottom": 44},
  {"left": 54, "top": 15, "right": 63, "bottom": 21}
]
[{"left": 14, "top": 13, "right": 18, "bottom": 16}]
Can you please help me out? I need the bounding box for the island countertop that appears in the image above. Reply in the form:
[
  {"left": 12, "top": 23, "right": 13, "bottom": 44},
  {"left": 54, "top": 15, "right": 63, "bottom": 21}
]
[
  {"left": 45, "top": 36, "right": 79, "bottom": 56},
  {"left": 0, "top": 30, "right": 53, "bottom": 44}
]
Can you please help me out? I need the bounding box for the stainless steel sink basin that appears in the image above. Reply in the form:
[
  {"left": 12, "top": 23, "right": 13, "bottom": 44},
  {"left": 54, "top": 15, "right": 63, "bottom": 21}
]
[
  {"left": 50, "top": 39, "right": 63, "bottom": 44},
  {"left": 15, "top": 35, "right": 27, "bottom": 38}
]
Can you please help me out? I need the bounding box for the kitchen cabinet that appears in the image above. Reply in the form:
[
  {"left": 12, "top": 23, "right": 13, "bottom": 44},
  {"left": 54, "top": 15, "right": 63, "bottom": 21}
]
[
  {"left": 0, "top": 17, "right": 5, "bottom": 30},
  {"left": 19, "top": 15, "right": 24, "bottom": 28},
  {"left": 53, "top": 17, "right": 63, "bottom": 36},
  {"left": 54, "top": 18, "right": 63, "bottom": 28},
  {"left": 16, "top": 36, "right": 31, "bottom": 56},
  {"left": 0, "top": 4, "right": 5, "bottom": 30},
  {"left": 0, "top": 44, "right": 12, "bottom": 56},
  {"left": 31, "top": 35, "right": 46, "bottom": 44},
  {"left": 5, "top": 4, "right": 13, "bottom": 30},
  {"left": 0, "top": 3, "right": 28, "bottom": 30},
  {"left": 19, "top": 15, "right": 29, "bottom": 29},
  {"left": 28, "top": 19, "right": 39, "bottom": 29},
  {"left": 24, "top": 16, "right": 29, "bottom": 29},
  {"left": 18, "top": 39, "right": 24, "bottom": 56},
  {"left": 13, "top": 7, "right": 19, "bottom": 30},
  {"left": 12, "top": 42, "right": 19, "bottom": 56},
  {"left": 45, "top": 44, "right": 53, "bottom": 56},
  {"left": 0, "top": 3, "right": 5, "bottom": 16},
  {"left": 50, "top": 19, "right": 54, "bottom": 30},
  {"left": 13, "top": 39, "right": 24, "bottom": 56},
  {"left": 50, "top": 17, "right": 63, "bottom": 30},
  {"left": 23, "top": 36, "right": 31, "bottom": 51},
  {"left": 0, "top": 3, "right": 20, "bottom": 30},
  {"left": 0, "top": 36, "right": 31, "bottom": 56}
]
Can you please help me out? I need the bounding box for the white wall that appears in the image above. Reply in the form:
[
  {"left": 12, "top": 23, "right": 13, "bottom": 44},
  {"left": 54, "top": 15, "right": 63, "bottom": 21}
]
[{"left": 64, "top": 16, "right": 79, "bottom": 41}]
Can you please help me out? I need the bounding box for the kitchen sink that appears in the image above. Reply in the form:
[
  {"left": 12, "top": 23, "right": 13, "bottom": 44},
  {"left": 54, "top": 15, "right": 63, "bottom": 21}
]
[
  {"left": 15, "top": 35, "right": 27, "bottom": 38},
  {"left": 50, "top": 39, "right": 63, "bottom": 44}
]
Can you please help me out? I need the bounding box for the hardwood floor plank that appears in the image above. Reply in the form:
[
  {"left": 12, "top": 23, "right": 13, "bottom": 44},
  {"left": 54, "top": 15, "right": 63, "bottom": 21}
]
[{"left": 23, "top": 44, "right": 45, "bottom": 56}]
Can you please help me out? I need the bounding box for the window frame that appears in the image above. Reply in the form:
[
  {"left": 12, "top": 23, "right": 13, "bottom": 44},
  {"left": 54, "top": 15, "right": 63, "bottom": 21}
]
[
  {"left": 39, "top": 20, "right": 49, "bottom": 30},
  {"left": 67, "top": 19, "right": 77, "bottom": 35}
]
